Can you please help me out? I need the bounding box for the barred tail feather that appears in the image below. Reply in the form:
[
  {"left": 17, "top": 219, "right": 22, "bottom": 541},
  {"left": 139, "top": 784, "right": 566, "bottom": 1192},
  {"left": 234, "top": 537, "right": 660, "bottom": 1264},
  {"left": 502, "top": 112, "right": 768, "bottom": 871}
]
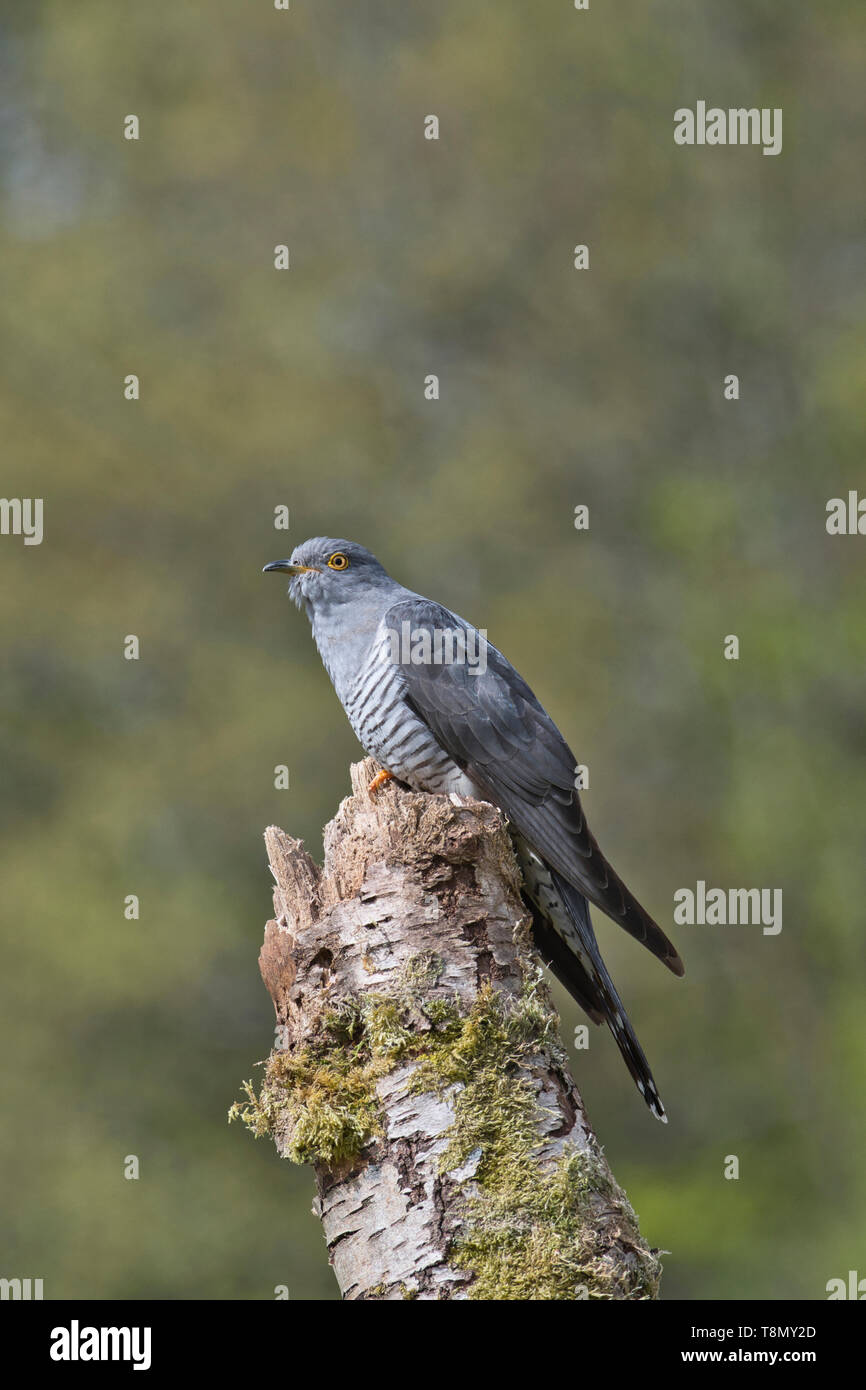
[
  {"left": 550, "top": 868, "right": 668, "bottom": 1122},
  {"left": 517, "top": 832, "right": 668, "bottom": 1122}
]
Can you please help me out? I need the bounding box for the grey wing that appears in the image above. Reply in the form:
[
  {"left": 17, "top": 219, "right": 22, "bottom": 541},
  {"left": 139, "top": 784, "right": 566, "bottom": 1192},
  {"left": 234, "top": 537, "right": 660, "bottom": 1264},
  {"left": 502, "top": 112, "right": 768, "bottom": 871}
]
[{"left": 386, "top": 596, "right": 684, "bottom": 977}]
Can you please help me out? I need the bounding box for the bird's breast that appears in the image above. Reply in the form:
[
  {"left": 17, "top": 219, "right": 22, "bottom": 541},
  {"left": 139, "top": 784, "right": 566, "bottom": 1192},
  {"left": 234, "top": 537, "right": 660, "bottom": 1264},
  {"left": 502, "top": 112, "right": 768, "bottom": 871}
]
[{"left": 343, "top": 649, "right": 469, "bottom": 795}]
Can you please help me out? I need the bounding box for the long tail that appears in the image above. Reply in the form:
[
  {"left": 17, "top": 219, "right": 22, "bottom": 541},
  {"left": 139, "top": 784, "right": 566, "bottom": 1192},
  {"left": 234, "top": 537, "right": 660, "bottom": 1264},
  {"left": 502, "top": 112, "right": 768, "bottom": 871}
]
[{"left": 518, "top": 840, "right": 668, "bottom": 1121}]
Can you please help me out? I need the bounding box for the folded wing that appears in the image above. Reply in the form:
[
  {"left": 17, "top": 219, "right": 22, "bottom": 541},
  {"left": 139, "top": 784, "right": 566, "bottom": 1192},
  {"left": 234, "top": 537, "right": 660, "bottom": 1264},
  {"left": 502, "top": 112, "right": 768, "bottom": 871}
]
[{"left": 388, "top": 596, "right": 684, "bottom": 977}]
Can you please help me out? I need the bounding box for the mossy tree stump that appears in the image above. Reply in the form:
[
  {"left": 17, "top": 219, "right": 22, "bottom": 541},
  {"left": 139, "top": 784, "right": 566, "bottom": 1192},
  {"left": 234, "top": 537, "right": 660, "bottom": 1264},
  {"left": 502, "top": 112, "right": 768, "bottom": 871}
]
[{"left": 232, "top": 758, "right": 662, "bottom": 1300}]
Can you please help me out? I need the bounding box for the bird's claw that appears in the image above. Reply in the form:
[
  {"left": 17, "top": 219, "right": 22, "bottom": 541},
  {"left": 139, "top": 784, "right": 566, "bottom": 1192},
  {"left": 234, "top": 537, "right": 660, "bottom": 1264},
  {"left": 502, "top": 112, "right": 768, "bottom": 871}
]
[{"left": 368, "top": 769, "right": 394, "bottom": 795}]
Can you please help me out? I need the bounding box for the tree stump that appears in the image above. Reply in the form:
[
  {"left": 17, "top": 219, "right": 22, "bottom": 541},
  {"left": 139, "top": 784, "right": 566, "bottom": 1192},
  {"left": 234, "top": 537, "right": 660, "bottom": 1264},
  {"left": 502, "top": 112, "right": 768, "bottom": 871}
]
[{"left": 231, "top": 758, "right": 662, "bottom": 1301}]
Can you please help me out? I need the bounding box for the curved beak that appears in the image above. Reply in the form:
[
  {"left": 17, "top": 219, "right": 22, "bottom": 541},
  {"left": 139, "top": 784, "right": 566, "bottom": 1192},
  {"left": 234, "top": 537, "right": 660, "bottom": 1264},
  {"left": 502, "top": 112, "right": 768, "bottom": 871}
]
[{"left": 262, "top": 560, "right": 322, "bottom": 575}]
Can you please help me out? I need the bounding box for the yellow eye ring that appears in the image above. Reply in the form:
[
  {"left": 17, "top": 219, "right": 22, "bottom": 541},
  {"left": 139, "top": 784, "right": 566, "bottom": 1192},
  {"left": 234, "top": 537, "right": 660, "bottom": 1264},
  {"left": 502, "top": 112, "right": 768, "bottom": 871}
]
[{"left": 327, "top": 552, "right": 349, "bottom": 571}]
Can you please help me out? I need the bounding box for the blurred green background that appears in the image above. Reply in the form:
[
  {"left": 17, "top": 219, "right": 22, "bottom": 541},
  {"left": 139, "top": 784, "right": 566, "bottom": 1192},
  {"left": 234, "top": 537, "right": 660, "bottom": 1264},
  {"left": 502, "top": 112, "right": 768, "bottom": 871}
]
[{"left": 1, "top": 0, "right": 864, "bottom": 1300}]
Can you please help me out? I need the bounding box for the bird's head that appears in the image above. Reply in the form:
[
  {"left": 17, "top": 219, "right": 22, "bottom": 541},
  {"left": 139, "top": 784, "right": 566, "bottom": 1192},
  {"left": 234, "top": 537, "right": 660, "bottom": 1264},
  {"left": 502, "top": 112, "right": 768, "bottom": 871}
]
[{"left": 263, "top": 537, "right": 393, "bottom": 612}]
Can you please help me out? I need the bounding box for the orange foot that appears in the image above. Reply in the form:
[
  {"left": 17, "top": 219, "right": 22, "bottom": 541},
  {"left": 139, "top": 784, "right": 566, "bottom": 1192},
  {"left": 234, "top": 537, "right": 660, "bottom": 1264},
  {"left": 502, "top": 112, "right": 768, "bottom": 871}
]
[{"left": 368, "top": 768, "right": 394, "bottom": 795}]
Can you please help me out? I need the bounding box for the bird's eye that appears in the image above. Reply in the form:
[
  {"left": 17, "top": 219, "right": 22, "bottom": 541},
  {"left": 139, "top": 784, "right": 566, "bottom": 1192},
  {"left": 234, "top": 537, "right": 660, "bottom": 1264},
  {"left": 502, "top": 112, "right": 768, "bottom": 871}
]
[{"left": 327, "top": 552, "right": 349, "bottom": 571}]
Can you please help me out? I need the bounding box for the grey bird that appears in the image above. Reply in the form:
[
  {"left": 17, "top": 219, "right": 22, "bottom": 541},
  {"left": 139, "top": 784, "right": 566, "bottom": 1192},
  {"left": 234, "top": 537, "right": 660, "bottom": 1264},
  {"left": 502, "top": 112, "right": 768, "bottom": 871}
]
[{"left": 264, "top": 538, "right": 684, "bottom": 1121}]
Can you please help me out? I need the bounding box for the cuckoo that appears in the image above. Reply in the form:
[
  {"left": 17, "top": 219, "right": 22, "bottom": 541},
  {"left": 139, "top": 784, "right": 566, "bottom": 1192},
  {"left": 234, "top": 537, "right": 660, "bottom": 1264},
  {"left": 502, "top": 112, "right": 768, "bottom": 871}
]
[{"left": 264, "top": 538, "right": 684, "bottom": 1120}]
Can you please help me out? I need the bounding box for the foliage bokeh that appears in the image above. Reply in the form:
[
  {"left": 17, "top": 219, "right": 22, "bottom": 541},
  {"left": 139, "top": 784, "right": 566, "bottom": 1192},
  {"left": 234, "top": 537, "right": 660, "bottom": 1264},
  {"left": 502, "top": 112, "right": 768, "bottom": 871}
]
[{"left": 1, "top": 0, "right": 864, "bottom": 1299}]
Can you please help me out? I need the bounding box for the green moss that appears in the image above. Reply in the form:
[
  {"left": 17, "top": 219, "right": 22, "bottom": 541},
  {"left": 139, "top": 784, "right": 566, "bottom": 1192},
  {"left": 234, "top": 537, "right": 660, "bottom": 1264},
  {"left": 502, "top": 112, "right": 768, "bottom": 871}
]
[
  {"left": 229, "top": 1018, "right": 391, "bottom": 1165},
  {"left": 231, "top": 951, "right": 660, "bottom": 1299},
  {"left": 400, "top": 951, "right": 445, "bottom": 991},
  {"left": 421, "top": 996, "right": 462, "bottom": 1029},
  {"left": 451, "top": 1145, "right": 659, "bottom": 1300},
  {"left": 229, "top": 954, "right": 458, "bottom": 1166},
  {"left": 406, "top": 975, "right": 660, "bottom": 1300},
  {"left": 228, "top": 1047, "right": 385, "bottom": 1166}
]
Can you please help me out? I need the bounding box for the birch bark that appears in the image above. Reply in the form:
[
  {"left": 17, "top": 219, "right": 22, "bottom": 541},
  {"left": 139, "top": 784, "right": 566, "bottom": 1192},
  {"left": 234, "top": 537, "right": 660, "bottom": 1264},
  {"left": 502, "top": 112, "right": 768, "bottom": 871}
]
[{"left": 240, "top": 759, "right": 661, "bottom": 1301}]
